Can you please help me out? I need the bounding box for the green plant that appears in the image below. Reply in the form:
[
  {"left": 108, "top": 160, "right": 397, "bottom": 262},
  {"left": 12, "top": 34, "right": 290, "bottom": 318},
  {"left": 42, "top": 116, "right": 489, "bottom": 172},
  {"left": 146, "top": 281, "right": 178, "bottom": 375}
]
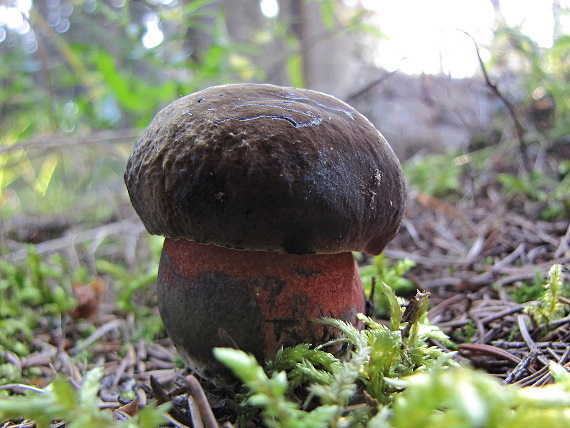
[
  {"left": 267, "top": 344, "right": 340, "bottom": 391},
  {"left": 360, "top": 254, "right": 416, "bottom": 317},
  {"left": 525, "top": 264, "right": 567, "bottom": 325},
  {"left": 215, "top": 283, "right": 454, "bottom": 427},
  {"left": 0, "top": 367, "right": 169, "bottom": 427},
  {"left": 95, "top": 259, "right": 157, "bottom": 314},
  {"left": 508, "top": 269, "right": 551, "bottom": 304},
  {"left": 0, "top": 249, "right": 77, "bottom": 364},
  {"left": 216, "top": 277, "right": 570, "bottom": 427},
  {"left": 492, "top": 24, "right": 570, "bottom": 139},
  {"left": 381, "top": 361, "right": 570, "bottom": 427},
  {"left": 497, "top": 164, "right": 570, "bottom": 220},
  {"left": 94, "top": 236, "right": 163, "bottom": 342},
  {"left": 0, "top": 240, "right": 164, "bottom": 383},
  {"left": 403, "top": 152, "right": 464, "bottom": 198}
]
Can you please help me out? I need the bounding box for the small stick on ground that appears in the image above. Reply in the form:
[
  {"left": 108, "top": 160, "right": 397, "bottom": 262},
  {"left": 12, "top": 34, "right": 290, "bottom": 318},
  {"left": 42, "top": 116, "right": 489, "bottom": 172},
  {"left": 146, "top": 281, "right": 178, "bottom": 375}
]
[{"left": 186, "top": 375, "right": 219, "bottom": 428}]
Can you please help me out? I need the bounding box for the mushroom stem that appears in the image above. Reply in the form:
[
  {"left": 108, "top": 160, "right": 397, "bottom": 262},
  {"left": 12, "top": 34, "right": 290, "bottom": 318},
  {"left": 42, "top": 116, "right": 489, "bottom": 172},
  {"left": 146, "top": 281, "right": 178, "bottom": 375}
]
[{"left": 157, "top": 238, "right": 365, "bottom": 381}]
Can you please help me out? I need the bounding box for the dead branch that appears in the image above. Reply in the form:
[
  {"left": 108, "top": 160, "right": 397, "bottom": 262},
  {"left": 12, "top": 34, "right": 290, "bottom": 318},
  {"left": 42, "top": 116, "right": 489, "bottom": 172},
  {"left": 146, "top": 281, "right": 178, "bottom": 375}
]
[{"left": 460, "top": 29, "right": 531, "bottom": 172}]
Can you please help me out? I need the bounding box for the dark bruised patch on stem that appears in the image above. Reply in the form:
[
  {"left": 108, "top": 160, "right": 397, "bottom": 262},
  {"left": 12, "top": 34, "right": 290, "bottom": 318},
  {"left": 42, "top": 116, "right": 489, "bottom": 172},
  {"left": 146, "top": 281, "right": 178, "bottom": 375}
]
[{"left": 157, "top": 250, "right": 266, "bottom": 365}]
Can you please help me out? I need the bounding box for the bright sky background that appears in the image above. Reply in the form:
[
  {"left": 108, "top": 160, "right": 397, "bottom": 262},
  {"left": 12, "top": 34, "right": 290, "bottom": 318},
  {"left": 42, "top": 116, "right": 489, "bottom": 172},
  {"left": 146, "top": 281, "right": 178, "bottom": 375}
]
[
  {"left": 2, "top": 0, "right": 569, "bottom": 77},
  {"left": 356, "top": 0, "right": 570, "bottom": 77},
  {"left": 260, "top": 0, "right": 570, "bottom": 77}
]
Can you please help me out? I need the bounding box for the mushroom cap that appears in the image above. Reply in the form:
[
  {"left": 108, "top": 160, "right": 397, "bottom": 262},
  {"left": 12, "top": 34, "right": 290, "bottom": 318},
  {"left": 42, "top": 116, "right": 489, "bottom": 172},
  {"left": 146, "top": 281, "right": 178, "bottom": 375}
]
[{"left": 125, "top": 83, "right": 406, "bottom": 255}]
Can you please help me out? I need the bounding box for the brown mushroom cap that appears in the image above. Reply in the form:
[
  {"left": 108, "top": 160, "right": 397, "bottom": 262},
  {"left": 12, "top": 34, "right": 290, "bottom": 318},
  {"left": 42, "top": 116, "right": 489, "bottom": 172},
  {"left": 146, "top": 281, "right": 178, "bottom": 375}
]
[{"left": 125, "top": 83, "right": 406, "bottom": 255}]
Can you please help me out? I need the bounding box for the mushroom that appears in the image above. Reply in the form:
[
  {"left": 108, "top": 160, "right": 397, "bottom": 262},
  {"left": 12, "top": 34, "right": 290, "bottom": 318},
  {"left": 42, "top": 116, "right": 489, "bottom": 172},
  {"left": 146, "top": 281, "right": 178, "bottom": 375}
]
[{"left": 124, "top": 83, "right": 406, "bottom": 384}]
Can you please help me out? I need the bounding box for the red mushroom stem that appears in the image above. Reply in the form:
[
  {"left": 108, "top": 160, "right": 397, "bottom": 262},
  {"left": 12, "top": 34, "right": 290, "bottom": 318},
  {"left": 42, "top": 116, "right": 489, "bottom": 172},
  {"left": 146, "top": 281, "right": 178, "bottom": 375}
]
[{"left": 157, "top": 238, "right": 364, "bottom": 379}]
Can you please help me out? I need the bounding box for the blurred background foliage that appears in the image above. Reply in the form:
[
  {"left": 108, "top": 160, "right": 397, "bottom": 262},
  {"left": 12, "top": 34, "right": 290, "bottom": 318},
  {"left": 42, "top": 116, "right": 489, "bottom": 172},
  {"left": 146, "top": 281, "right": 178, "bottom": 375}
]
[
  {"left": 0, "top": 0, "right": 569, "bottom": 240},
  {"left": 491, "top": 24, "right": 570, "bottom": 139},
  {"left": 0, "top": 0, "right": 380, "bottom": 225}
]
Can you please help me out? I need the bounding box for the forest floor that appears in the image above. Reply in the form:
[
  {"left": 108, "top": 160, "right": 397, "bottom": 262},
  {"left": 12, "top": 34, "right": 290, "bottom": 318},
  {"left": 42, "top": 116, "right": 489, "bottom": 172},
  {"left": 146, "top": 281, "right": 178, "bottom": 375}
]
[{"left": 1, "top": 141, "right": 569, "bottom": 426}]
